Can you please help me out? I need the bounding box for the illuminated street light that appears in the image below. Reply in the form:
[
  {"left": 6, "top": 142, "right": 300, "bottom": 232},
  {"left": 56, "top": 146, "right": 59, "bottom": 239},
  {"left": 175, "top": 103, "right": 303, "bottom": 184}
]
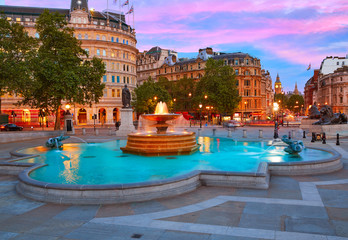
[{"left": 199, "top": 104, "right": 203, "bottom": 128}]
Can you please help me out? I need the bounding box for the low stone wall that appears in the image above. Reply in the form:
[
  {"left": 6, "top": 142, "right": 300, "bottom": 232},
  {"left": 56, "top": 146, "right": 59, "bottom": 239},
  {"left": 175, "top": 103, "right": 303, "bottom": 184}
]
[{"left": 0, "top": 131, "right": 63, "bottom": 144}]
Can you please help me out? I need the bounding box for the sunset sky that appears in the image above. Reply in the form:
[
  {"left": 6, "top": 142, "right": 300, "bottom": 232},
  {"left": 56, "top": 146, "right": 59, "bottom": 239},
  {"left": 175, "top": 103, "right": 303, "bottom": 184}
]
[{"left": 3, "top": 0, "right": 348, "bottom": 92}]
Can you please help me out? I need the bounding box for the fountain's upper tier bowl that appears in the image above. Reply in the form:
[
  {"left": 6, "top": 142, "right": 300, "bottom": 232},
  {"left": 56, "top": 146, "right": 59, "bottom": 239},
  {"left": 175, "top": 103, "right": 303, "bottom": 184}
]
[{"left": 142, "top": 114, "right": 181, "bottom": 122}]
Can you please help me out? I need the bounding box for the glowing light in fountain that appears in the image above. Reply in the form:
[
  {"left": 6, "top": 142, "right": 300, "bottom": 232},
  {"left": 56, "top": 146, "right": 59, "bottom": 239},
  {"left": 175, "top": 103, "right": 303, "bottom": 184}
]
[
  {"left": 155, "top": 102, "right": 169, "bottom": 114},
  {"left": 121, "top": 101, "right": 200, "bottom": 156}
]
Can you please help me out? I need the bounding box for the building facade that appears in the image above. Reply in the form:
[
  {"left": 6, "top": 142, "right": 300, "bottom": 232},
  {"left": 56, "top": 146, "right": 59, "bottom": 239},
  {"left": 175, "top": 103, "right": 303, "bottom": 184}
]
[
  {"left": 304, "top": 69, "right": 320, "bottom": 114},
  {"left": 156, "top": 48, "right": 273, "bottom": 120},
  {"left": 319, "top": 55, "right": 348, "bottom": 75},
  {"left": 0, "top": 0, "right": 138, "bottom": 126},
  {"left": 137, "top": 47, "right": 177, "bottom": 85},
  {"left": 316, "top": 66, "right": 348, "bottom": 114}
]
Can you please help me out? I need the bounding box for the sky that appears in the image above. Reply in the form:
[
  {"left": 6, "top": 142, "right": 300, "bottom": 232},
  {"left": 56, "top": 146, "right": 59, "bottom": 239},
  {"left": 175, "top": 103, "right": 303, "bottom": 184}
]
[{"left": 3, "top": 0, "right": 348, "bottom": 92}]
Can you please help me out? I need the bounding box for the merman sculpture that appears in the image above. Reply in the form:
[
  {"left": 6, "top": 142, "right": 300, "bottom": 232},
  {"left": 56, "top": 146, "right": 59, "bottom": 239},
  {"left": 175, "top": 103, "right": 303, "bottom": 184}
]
[
  {"left": 281, "top": 135, "right": 304, "bottom": 154},
  {"left": 46, "top": 135, "right": 70, "bottom": 149}
]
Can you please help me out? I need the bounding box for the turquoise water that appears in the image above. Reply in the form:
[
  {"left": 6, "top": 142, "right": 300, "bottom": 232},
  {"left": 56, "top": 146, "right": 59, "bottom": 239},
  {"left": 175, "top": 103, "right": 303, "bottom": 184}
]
[{"left": 18, "top": 137, "right": 332, "bottom": 185}]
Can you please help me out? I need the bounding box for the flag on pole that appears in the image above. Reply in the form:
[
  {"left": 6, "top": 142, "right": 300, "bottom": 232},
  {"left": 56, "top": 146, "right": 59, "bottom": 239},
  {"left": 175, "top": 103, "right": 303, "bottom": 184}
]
[
  {"left": 307, "top": 63, "right": 311, "bottom": 71},
  {"left": 122, "top": 0, "right": 129, "bottom": 7},
  {"left": 126, "top": 5, "right": 134, "bottom": 14}
]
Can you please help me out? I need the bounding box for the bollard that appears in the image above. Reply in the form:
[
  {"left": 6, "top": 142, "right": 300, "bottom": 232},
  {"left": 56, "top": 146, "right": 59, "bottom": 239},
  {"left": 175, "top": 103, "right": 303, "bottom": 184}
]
[
  {"left": 303, "top": 130, "right": 306, "bottom": 138},
  {"left": 108, "top": 127, "right": 112, "bottom": 136},
  {"left": 322, "top": 132, "right": 326, "bottom": 144},
  {"left": 288, "top": 131, "right": 291, "bottom": 139},
  {"left": 311, "top": 132, "right": 316, "bottom": 142},
  {"left": 212, "top": 128, "right": 216, "bottom": 136},
  {"left": 336, "top": 133, "right": 340, "bottom": 145},
  {"left": 197, "top": 128, "right": 201, "bottom": 137},
  {"left": 259, "top": 129, "right": 263, "bottom": 138},
  {"left": 291, "top": 130, "right": 295, "bottom": 139},
  {"left": 95, "top": 128, "right": 99, "bottom": 136},
  {"left": 227, "top": 129, "right": 232, "bottom": 138},
  {"left": 82, "top": 128, "right": 86, "bottom": 135},
  {"left": 243, "top": 129, "right": 247, "bottom": 138}
]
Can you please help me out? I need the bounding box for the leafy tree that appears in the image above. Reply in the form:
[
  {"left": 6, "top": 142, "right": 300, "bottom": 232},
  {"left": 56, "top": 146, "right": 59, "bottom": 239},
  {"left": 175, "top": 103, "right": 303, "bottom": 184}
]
[
  {"left": 194, "top": 58, "right": 241, "bottom": 117},
  {"left": 0, "top": 15, "right": 36, "bottom": 113},
  {"left": 17, "top": 10, "right": 105, "bottom": 130},
  {"left": 274, "top": 93, "right": 288, "bottom": 109},
  {"left": 132, "top": 78, "right": 171, "bottom": 115},
  {"left": 287, "top": 94, "right": 304, "bottom": 113},
  {"left": 172, "top": 76, "right": 196, "bottom": 112}
]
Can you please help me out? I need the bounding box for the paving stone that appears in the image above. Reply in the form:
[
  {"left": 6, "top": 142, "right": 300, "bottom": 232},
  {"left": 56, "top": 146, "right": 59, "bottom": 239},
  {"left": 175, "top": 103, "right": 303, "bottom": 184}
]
[
  {"left": 158, "top": 230, "right": 211, "bottom": 240},
  {"left": 12, "top": 233, "right": 59, "bottom": 240},
  {"left": 53, "top": 205, "right": 100, "bottom": 221},
  {"left": 319, "top": 189, "right": 348, "bottom": 208},
  {"left": 318, "top": 184, "right": 348, "bottom": 191},
  {"left": 209, "top": 235, "right": 268, "bottom": 240},
  {"left": 243, "top": 202, "right": 328, "bottom": 219},
  {"left": 234, "top": 189, "right": 269, "bottom": 198},
  {"left": 239, "top": 213, "right": 281, "bottom": 230},
  {"left": 96, "top": 203, "right": 134, "bottom": 218},
  {"left": 131, "top": 200, "right": 168, "bottom": 215},
  {"left": 269, "top": 176, "right": 300, "bottom": 191},
  {"left": 28, "top": 219, "right": 85, "bottom": 237},
  {"left": 0, "top": 198, "right": 44, "bottom": 215},
  {"left": 0, "top": 231, "right": 19, "bottom": 240},
  {"left": 284, "top": 217, "right": 335, "bottom": 235},
  {"left": 331, "top": 220, "right": 348, "bottom": 237},
  {"left": 0, "top": 217, "right": 44, "bottom": 233},
  {"left": 326, "top": 207, "right": 348, "bottom": 221}
]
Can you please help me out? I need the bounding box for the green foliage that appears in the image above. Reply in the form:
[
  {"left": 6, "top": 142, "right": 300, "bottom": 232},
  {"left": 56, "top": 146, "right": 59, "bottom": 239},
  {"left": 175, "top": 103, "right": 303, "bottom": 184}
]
[
  {"left": 274, "top": 93, "right": 288, "bottom": 109},
  {"left": 17, "top": 10, "right": 105, "bottom": 129},
  {"left": 287, "top": 94, "right": 304, "bottom": 113},
  {"left": 0, "top": 15, "right": 37, "bottom": 113},
  {"left": 132, "top": 78, "right": 171, "bottom": 114},
  {"left": 194, "top": 58, "right": 241, "bottom": 116}
]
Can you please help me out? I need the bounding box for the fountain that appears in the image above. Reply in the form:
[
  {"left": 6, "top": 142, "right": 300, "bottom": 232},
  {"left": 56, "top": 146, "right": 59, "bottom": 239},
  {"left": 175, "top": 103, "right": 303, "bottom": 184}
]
[{"left": 121, "top": 102, "right": 199, "bottom": 156}]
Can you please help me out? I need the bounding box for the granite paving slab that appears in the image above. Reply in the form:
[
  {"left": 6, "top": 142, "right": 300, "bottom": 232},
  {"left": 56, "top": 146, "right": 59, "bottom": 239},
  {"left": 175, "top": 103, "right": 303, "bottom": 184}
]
[
  {"left": 319, "top": 189, "right": 348, "bottom": 208},
  {"left": 28, "top": 219, "right": 86, "bottom": 237},
  {"left": 284, "top": 217, "right": 335, "bottom": 235},
  {"left": 53, "top": 205, "right": 100, "bottom": 221},
  {"left": 158, "top": 230, "right": 211, "bottom": 240}
]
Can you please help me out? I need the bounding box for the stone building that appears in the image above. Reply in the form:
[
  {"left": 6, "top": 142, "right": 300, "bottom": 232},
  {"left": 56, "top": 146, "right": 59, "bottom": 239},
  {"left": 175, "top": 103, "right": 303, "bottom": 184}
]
[
  {"left": 304, "top": 69, "right": 320, "bottom": 114},
  {"left": 316, "top": 66, "right": 348, "bottom": 114},
  {"left": 0, "top": 0, "right": 138, "bottom": 126},
  {"left": 137, "top": 47, "right": 177, "bottom": 85},
  {"left": 156, "top": 48, "right": 273, "bottom": 120}
]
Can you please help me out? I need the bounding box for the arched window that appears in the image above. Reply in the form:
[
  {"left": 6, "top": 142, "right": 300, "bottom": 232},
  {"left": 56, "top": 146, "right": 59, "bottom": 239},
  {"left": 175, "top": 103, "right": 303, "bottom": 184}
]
[
  {"left": 111, "top": 37, "right": 114, "bottom": 42},
  {"left": 116, "top": 37, "right": 119, "bottom": 43},
  {"left": 78, "top": 18, "right": 81, "bottom": 23},
  {"left": 96, "top": 35, "right": 100, "bottom": 40},
  {"left": 102, "top": 35, "right": 106, "bottom": 41},
  {"left": 102, "top": 50, "right": 106, "bottom": 56},
  {"left": 78, "top": 34, "right": 82, "bottom": 39},
  {"left": 84, "top": 34, "right": 88, "bottom": 39}
]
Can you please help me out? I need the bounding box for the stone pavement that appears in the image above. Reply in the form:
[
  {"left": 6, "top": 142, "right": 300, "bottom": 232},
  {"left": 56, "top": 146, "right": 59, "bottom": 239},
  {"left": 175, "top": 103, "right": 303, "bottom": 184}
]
[{"left": 0, "top": 126, "right": 347, "bottom": 239}]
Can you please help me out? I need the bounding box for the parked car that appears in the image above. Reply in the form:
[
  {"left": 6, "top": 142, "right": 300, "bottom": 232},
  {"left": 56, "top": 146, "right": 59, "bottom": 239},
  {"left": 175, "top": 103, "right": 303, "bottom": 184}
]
[
  {"left": 0, "top": 123, "right": 23, "bottom": 131},
  {"left": 223, "top": 120, "right": 243, "bottom": 128}
]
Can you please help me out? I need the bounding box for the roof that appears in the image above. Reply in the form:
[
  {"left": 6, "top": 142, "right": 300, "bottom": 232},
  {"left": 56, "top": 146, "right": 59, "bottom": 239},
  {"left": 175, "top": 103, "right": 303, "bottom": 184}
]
[{"left": 0, "top": 5, "right": 69, "bottom": 16}]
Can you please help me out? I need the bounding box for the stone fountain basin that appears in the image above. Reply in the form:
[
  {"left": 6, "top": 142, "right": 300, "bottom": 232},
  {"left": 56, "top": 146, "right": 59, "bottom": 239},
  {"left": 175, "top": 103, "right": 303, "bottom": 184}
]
[{"left": 142, "top": 114, "right": 181, "bottom": 122}]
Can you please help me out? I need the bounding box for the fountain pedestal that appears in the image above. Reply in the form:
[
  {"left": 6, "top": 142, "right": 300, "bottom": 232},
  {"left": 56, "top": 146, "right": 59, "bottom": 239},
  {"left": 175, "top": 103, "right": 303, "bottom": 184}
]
[{"left": 117, "top": 108, "right": 135, "bottom": 136}]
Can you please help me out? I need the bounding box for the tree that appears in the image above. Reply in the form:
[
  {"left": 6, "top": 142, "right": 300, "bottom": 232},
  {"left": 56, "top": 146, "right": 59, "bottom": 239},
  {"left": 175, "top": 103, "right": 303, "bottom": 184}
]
[
  {"left": 17, "top": 10, "right": 106, "bottom": 130},
  {"left": 0, "top": 15, "right": 37, "bottom": 113},
  {"left": 287, "top": 94, "right": 304, "bottom": 114},
  {"left": 194, "top": 58, "right": 241, "bottom": 117},
  {"left": 274, "top": 93, "right": 288, "bottom": 109},
  {"left": 172, "top": 77, "right": 196, "bottom": 112},
  {"left": 132, "top": 77, "right": 171, "bottom": 115}
]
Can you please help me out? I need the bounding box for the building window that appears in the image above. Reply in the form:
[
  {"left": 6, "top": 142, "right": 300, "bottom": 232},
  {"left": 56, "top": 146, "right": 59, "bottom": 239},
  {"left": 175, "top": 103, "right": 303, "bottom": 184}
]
[
  {"left": 191, "top": 73, "right": 193, "bottom": 78},
  {"left": 245, "top": 71, "right": 250, "bottom": 75},
  {"left": 126, "top": 40, "right": 128, "bottom": 45},
  {"left": 244, "top": 80, "right": 250, "bottom": 86},
  {"left": 102, "top": 50, "right": 106, "bottom": 56},
  {"left": 246, "top": 59, "right": 249, "bottom": 65},
  {"left": 244, "top": 90, "right": 250, "bottom": 96},
  {"left": 337, "top": 62, "right": 339, "bottom": 65},
  {"left": 116, "top": 38, "right": 119, "bottom": 43},
  {"left": 112, "top": 76, "right": 115, "bottom": 83},
  {"left": 236, "top": 80, "right": 239, "bottom": 86},
  {"left": 254, "top": 80, "right": 257, "bottom": 86},
  {"left": 255, "top": 89, "right": 257, "bottom": 96},
  {"left": 117, "top": 76, "right": 120, "bottom": 83},
  {"left": 112, "top": 89, "right": 116, "bottom": 97},
  {"left": 342, "top": 61, "right": 345, "bottom": 65},
  {"left": 103, "top": 75, "right": 107, "bottom": 82},
  {"left": 117, "top": 89, "right": 121, "bottom": 97},
  {"left": 235, "top": 59, "right": 238, "bottom": 65},
  {"left": 85, "top": 48, "right": 89, "bottom": 55},
  {"left": 93, "top": 21, "right": 98, "bottom": 25},
  {"left": 96, "top": 35, "right": 100, "bottom": 40},
  {"left": 78, "top": 34, "right": 82, "bottom": 39},
  {"left": 96, "top": 49, "right": 100, "bottom": 55},
  {"left": 123, "top": 39, "right": 125, "bottom": 44},
  {"left": 102, "top": 35, "right": 106, "bottom": 41},
  {"left": 84, "top": 34, "right": 88, "bottom": 39},
  {"left": 340, "top": 97, "right": 343, "bottom": 103},
  {"left": 255, "top": 99, "right": 257, "bottom": 108},
  {"left": 235, "top": 69, "right": 239, "bottom": 75},
  {"left": 127, "top": 77, "right": 129, "bottom": 84},
  {"left": 16, "top": 18, "right": 21, "bottom": 22},
  {"left": 254, "top": 69, "right": 257, "bottom": 75},
  {"left": 103, "top": 89, "right": 107, "bottom": 97},
  {"left": 111, "top": 37, "right": 114, "bottom": 42},
  {"left": 25, "top": 18, "right": 31, "bottom": 22},
  {"left": 123, "top": 77, "right": 126, "bottom": 83},
  {"left": 198, "top": 63, "right": 201, "bottom": 69}
]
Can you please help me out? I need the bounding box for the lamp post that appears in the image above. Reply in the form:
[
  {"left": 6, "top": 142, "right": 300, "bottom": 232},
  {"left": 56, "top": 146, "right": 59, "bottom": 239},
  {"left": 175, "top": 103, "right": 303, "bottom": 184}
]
[
  {"left": 199, "top": 103, "right": 203, "bottom": 128},
  {"left": 244, "top": 101, "right": 247, "bottom": 123},
  {"left": 273, "top": 102, "right": 279, "bottom": 139}
]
